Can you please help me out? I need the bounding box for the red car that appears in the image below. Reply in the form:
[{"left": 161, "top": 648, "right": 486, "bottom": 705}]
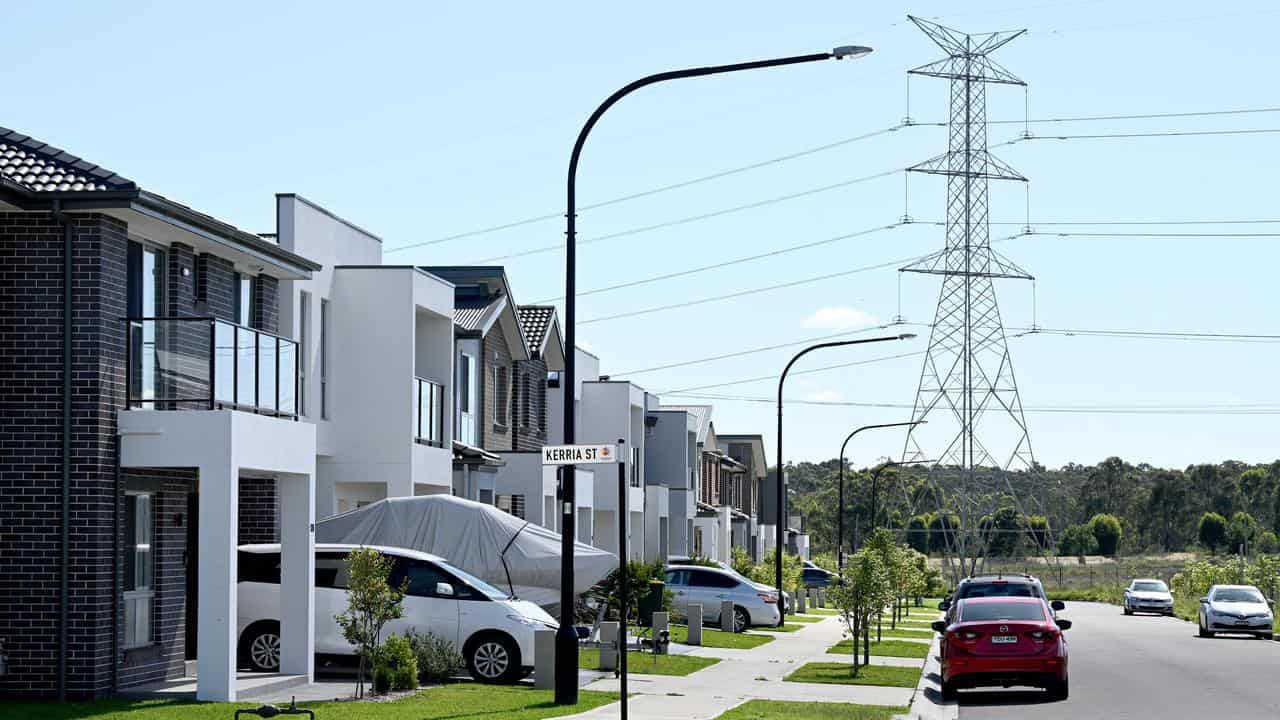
[{"left": 932, "top": 596, "right": 1072, "bottom": 701}]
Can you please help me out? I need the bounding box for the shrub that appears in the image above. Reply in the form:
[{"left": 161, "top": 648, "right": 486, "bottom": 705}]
[
  {"left": 587, "top": 559, "right": 673, "bottom": 626},
  {"left": 1058, "top": 523, "right": 1098, "bottom": 559},
  {"left": 1198, "top": 512, "right": 1228, "bottom": 553},
  {"left": 1227, "top": 511, "right": 1259, "bottom": 552},
  {"left": 1258, "top": 531, "right": 1280, "bottom": 554},
  {"left": 373, "top": 634, "right": 419, "bottom": 693},
  {"left": 405, "top": 629, "right": 465, "bottom": 684},
  {"left": 1088, "top": 513, "right": 1123, "bottom": 556}
]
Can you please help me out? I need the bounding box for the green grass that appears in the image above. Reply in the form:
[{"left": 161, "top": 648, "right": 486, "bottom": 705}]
[
  {"left": 716, "top": 700, "right": 910, "bottom": 719},
  {"left": 785, "top": 662, "right": 921, "bottom": 688},
  {"left": 0, "top": 685, "right": 618, "bottom": 720},
  {"left": 805, "top": 607, "right": 839, "bottom": 615},
  {"left": 827, "top": 639, "right": 931, "bottom": 658},
  {"left": 787, "top": 614, "right": 823, "bottom": 623},
  {"left": 755, "top": 622, "right": 805, "bottom": 632},
  {"left": 873, "top": 627, "right": 935, "bottom": 639},
  {"left": 579, "top": 648, "right": 719, "bottom": 676},
  {"left": 670, "top": 624, "right": 775, "bottom": 649}
]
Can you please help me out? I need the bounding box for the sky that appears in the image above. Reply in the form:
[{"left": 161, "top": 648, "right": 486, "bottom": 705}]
[{"left": 6, "top": 0, "right": 1277, "bottom": 470}]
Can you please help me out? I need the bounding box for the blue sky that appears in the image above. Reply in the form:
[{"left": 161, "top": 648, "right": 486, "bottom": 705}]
[{"left": 7, "top": 0, "right": 1276, "bottom": 469}]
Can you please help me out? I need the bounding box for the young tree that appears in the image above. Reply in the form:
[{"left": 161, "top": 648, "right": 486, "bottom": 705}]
[
  {"left": 335, "top": 548, "right": 406, "bottom": 698},
  {"left": 1227, "top": 511, "right": 1259, "bottom": 553},
  {"left": 1088, "top": 513, "right": 1123, "bottom": 556},
  {"left": 1058, "top": 523, "right": 1099, "bottom": 561},
  {"left": 827, "top": 549, "right": 891, "bottom": 676},
  {"left": 906, "top": 514, "right": 932, "bottom": 554},
  {"left": 1025, "top": 515, "right": 1051, "bottom": 550},
  {"left": 1198, "top": 512, "right": 1228, "bottom": 553}
]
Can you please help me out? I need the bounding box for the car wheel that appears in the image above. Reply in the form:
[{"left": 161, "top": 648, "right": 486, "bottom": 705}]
[
  {"left": 240, "top": 621, "right": 281, "bottom": 672},
  {"left": 466, "top": 632, "right": 522, "bottom": 684},
  {"left": 940, "top": 679, "right": 958, "bottom": 701},
  {"left": 1123, "top": 606, "right": 1132, "bottom": 616},
  {"left": 733, "top": 606, "right": 750, "bottom": 633},
  {"left": 1047, "top": 675, "right": 1069, "bottom": 701},
  {"left": 1261, "top": 633, "right": 1274, "bottom": 641},
  {"left": 1198, "top": 619, "right": 1213, "bottom": 638}
]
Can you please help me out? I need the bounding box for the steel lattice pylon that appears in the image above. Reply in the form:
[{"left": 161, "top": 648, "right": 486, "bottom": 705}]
[{"left": 899, "top": 17, "right": 1035, "bottom": 575}]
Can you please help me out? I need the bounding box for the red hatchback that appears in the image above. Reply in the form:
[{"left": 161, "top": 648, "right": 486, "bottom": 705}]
[{"left": 932, "top": 596, "right": 1071, "bottom": 701}]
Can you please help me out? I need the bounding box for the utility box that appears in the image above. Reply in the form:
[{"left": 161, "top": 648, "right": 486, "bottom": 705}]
[
  {"left": 687, "top": 604, "right": 703, "bottom": 645},
  {"left": 534, "top": 629, "right": 556, "bottom": 689},
  {"left": 638, "top": 579, "right": 665, "bottom": 628}
]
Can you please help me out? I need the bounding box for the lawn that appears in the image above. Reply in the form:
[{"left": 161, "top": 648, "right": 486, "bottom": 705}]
[
  {"left": 670, "top": 624, "right": 775, "bottom": 649},
  {"left": 755, "top": 622, "right": 804, "bottom": 632},
  {"left": 716, "top": 700, "right": 910, "bottom": 719},
  {"left": 805, "top": 607, "right": 839, "bottom": 615},
  {"left": 787, "top": 614, "right": 823, "bottom": 623},
  {"left": 1, "top": 685, "right": 619, "bottom": 720},
  {"left": 579, "top": 648, "right": 719, "bottom": 676},
  {"left": 784, "top": 663, "right": 921, "bottom": 688},
  {"left": 872, "top": 627, "right": 935, "bottom": 639},
  {"left": 827, "top": 639, "right": 930, "bottom": 659}
]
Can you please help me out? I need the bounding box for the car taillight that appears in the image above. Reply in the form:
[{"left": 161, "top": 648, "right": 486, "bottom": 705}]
[
  {"left": 758, "top": 593, "right": 777, "bottom": 604},
  {"left": 1029, "top": 629, "right": 1059, "bottom": 641}
]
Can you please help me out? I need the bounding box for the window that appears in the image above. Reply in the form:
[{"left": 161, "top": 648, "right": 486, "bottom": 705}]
[
  {"left": 688, "top": 570, "right": 737, "bottom": 589},
  {"left": 315, "top": 552, "right": 351, "bottom": 589},
  {"left": 630, "top": 447, "right": 641, "bottom": 488},
  {"left": 458, "top": 353, "right": 476, "bottom": 443},
  {"left": 126, "top": 242, "right": 166, "bottom": 407},
  {"left": 234, "top": 273, "right": 253, "bottom": 327},
  {"left": 123, "top": 493, "right": 154, "bottom": 648},
  {"left": 665, "top": 570, "right": 689, "bottom": 586},
  {"left": 298, "top": 291, "right": 311, "bottom": 417},
  {"left": 238, "top": 551, "right": 281, "bottom": 584},
  {"left": 497, "top": 494, "right": 526, "bottom": 520},
  {"left": 320, "top": 299, "right": 330, "bottom": 420},
  {"left": 493, "top": 365, "right": 510, "bottom": 429}
]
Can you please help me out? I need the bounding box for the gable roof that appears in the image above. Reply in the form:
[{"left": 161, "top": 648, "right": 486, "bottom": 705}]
[
  {"left": 516, "top": 305, "right": 565, "bottom": 371},
  {"left": 425, "top": 266, "right": 530, "bottom": 361},
  {"left": 717, "top": 434, "right": 769, "bottom": 479},
  {"left": 0, "top": 127, "right": 136, "bottom": 193},
  {"left": 455, "top": 293, "right": 508, "bottom": 333}
]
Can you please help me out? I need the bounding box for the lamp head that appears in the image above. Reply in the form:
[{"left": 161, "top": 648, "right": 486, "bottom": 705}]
[
  {"left": 898, "top": 333, "right": 918, "bottom": 340},
  {"left": 832, "top": 45, "right": 874, "bottom": 60}
]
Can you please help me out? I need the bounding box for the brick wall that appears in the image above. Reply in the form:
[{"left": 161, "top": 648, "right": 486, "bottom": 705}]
[
  {"left": 196, "top": 254, "right": 236, "bottom": 322},
  {"left": 238, "top": 477, "right": 278, "bottom": 545},
  {"left": 512, "top": 357, "right": 547, "bottom": 452},
  {"left": 252, "top": 275, "right": 278, "bottom": 334}
]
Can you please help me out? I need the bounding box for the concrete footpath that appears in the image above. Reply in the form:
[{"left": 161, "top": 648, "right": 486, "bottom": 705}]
[{"left": 565, "top": 613, "right": 921, "bottom": 720}]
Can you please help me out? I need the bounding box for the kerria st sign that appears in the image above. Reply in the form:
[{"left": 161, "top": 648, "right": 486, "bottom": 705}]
[{"left": 542, "top": 444, "right": 617, "bottom": 465}]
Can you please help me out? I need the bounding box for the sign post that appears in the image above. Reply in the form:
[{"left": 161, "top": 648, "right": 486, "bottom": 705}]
[{"left": 543, "top": 443, "right": 618, "bottom": 704}]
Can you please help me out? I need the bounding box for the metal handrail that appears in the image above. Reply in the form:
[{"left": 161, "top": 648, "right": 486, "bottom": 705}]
[{"left": 123, "top": 316, "right": 299, "bottom": 420}]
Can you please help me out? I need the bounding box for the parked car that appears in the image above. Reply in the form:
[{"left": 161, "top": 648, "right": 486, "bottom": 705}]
[
  {"left": 1197, "top": 584, "right": 1275, "bottom": 639},
  {"left": 664, "top": 564, "right": 781, "bottom": 632},
  {"left": 236, "top": 543, "right": 558, "bottom": 683},
  {"left": 933, "top": 596, "right": 1072, "bottom": 701},
  {"left": 666, "top": 556, "right": 792, "bottom": 613},
  {"left": 1123, "top": 578, "right": 1174, "bottom": 616},
  {"left": 802, "top": 561, "right": 836, "bottom": 589},
  {"left": 939, "top": 574, "right": 1065, "bottom": 624}
]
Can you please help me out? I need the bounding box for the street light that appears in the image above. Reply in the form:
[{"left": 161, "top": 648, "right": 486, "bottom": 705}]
[
  {"left": 837, "top": 420, "right": 924, "bottom": 571},
  {"left": 556, "top": 45, "right": 874, "bottom": 704},
  {"left": 773, "top": 333, "right": 914, "bottom": 625}
]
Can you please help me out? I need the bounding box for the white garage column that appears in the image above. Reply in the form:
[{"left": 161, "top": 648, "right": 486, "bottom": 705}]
[
  {"left": 279, "top": 471, "right": 315, "bottom": 677},
  {"left": 196, "top": 457, "right": 239, "bottom": 702}
]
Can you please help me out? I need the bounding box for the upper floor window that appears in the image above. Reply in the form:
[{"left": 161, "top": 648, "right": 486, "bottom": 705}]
[
  {"left": 493, "top": 365, "right": 510, "bottom": 429},
  {"left": 233, "top": 273, "right": 253, "bottom": 327},
  {"left": 299, "top": 291, "right": 311, "bottom": 417}
]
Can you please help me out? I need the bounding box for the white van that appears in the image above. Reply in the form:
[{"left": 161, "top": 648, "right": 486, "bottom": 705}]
[{"left": 236, "top": 543, "right": 558, "bottom": 683}]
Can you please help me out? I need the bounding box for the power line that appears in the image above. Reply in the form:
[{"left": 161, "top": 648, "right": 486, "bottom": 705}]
[
  {"left": 469, "top": 168, "right": 902, "bottom": 264},
  {"left": 656, "top": 351, "right": 928, "bottom": 395},
  {"left": 1018, "top": 128, "right": 1280, "bottom": 141},
  {"left": 983, "top": 106, "right": 1280, "bottom": 126},
  {"left": 580, "top": 253, "right": 921, "bottom": 325},
  {"left": 614, "top": 325, "right": 899, "bottom": 376},
  {"left": 534, "top": 222, "right": 905, "bottom": 303},
  {"left": 1027, "top": 230, "right": 1280, "bottom": 238},
  {"left": 665, "top": 391, "right": 1280, "bottom": 415},
  {"left": 383, "top": 125, "right": 907, "bottom": 254}
]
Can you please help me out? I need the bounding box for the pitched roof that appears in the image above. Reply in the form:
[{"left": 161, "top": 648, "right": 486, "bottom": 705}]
[
  {"left": 660, "top": 404, "right": 713, "bottom": 443},
  {"left": 454, "top": 294, "right": 507, "bottom": 332},
  {"left": 0, "top": 127, "right": 136, "bottom": 193},
  {"left": 517, "top": 306, "right": 555, "bottom": 348}
]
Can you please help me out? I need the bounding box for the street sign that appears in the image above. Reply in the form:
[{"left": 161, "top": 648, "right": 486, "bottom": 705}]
[{"left": 542, "top": 444, "right": 616, "bottom": 465}]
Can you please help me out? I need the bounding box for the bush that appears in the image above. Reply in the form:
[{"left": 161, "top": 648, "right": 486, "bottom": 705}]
[
  {"left": 1228, "top": 511, "right": 1259, "bottom": 552},
  {"left": 1058, "top": 523, "right": 1098, "bottom": 559},
  {"left": 1088, "top": 513, "right": 1123, "bottom": 556},
  {"left": 587, "top": 559, "right": 673, "bottom": 626},
  {"left": 1198, "top": 512, "right": 1228, "bottom": 552},
  {"left": 373, "top": 634, "right": 419, "bottom": 693},
  {"left": 404, "top": 629, "right": 464, "bottom": 684},
  {"left": 1258, "top": 531, "right": 1280, "bottom": 554}
]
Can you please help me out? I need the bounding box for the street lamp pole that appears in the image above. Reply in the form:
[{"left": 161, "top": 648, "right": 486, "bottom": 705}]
[
  {"left": 837, "top": 420, "right": 924, "bottom": 571},
  {"left": 557, "top": 44, "right": 874, "bottom": 705},
  {"left": 773, "top": 334, "right": 914, "bottom": 625}
]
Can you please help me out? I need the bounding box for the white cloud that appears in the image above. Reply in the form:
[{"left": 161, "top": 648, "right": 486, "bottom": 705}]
[
  {"left": 801, "top": 306, "right": 879, "bottom": 331},
  {"left": 804, "top": 389, "right": 844, "bottom": 403}
]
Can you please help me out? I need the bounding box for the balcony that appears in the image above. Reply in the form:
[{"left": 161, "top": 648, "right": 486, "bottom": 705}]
[
  {"left": 413, "top": 376, "right": 445, "bottom": 447},
  {"left": 124, "top": 317, "right": 299, "bottom": 419}
]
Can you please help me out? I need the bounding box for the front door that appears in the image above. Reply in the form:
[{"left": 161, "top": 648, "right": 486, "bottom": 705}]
[{"left": 185, "top": 492, "right": 199, "bottom": 660}]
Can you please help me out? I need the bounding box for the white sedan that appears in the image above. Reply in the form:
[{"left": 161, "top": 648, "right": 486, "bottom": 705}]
[
  {"left": 1198, "top": 584, "right": 1275, "bottom": 640},
  {"left": 1123, "top": 578, "right": 1173, "bottom": 616}
]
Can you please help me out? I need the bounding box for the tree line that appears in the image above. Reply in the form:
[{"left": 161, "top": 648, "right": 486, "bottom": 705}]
[{"left": 787, "top": 456, "right": 1280, "bottom": 557}]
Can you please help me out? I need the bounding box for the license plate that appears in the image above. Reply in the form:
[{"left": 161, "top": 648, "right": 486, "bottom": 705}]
[{"left": 992, "top": 635, "right": 1018, "bottom": 644}]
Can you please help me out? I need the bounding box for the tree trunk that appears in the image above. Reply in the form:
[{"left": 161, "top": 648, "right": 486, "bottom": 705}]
[{"left": 863, "top": 622, "right": 870, "bottom": 666}]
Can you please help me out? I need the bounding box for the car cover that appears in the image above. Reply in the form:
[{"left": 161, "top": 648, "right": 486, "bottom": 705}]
[{"left": 315, "top": 495, "right": 618, "bottom": 610}]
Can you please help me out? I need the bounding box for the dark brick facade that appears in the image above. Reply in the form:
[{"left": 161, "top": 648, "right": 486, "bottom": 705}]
[
  {"left": 238, "top": 477, "right": 279, "bottom": 545},
  {"left": 0, "top": 211, "right": 283, "bottom": 698},
  {"left": 481, "top": 328, "right": 514, "bottom": 451},
  {"left": 252, "top": 275, "right": 278, "bottom": 334},
  {"left": 512, "top": 357, "right": 548, "bottom": 452}
]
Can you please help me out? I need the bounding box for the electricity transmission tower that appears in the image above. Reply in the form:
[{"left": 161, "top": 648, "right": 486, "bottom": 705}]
[{"left": 898, "top": 16, "right": 1037, "bottom": 578}]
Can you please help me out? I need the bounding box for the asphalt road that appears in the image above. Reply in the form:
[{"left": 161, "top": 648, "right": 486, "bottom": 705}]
[{"left": 956, "top": 601, "right": 1280, "bottom": 719}]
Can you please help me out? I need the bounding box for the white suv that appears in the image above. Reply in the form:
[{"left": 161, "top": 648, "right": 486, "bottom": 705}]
[{"left": 236, "top": 543, "right": 558, "bottom": 683}]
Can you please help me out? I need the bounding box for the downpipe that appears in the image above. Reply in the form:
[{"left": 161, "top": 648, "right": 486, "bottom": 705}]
[{"left": 53, "top": 200, "right": 71, "bottom": 701}]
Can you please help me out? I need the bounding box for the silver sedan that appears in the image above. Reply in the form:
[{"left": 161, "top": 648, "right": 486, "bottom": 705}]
[
  {"left": 1198, "top": 584, "right": 1275, "bottom": 639},
  {"left": 1123, "top": 578, "right": 1174, "bottom": 616}
]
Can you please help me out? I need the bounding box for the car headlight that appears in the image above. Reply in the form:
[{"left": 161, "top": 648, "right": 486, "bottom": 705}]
[{"left": 507, "top": 614, "right": 555, "bottom": 629}]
